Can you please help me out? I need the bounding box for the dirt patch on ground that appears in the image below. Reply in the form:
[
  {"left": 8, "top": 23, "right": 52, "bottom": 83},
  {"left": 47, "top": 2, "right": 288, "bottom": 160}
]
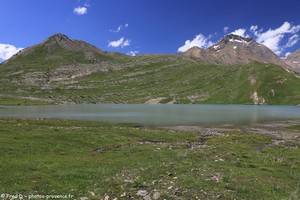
[
  {"left": 144, "top": 97, "right": 166, "bottom": 104},
  {"left": 161, "top": 120, "right": 300, "bottom": 143}
]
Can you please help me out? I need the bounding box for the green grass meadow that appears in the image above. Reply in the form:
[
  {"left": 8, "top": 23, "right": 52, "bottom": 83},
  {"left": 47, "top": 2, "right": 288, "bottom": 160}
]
[{"left": 0, "top": 119, "right": 299, "bottom": 199}]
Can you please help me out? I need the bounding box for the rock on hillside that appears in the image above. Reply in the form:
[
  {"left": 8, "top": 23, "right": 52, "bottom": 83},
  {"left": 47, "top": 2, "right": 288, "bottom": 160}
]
[{"left": 285, "top": 50, "right": 300, "bottom": 74}]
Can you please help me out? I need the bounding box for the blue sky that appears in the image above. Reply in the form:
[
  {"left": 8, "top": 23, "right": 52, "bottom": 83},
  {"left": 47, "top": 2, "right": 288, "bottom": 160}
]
[{"left": 0, "top": 0, "right": 300, "bottom": 61}]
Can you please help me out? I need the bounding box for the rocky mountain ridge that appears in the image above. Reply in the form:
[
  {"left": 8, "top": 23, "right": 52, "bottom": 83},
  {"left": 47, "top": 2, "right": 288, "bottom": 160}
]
[
  {"left": 182, "top": 34, "right": 289, "bottom": 69},
  {"left": 3, "top": 33, "right": 300, "bottom": 74}
]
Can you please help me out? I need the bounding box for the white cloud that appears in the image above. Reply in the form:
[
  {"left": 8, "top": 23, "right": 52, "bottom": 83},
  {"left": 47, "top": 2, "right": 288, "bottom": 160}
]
[
  {"left": 0, "top": 43, "right": 23, "bottom": 62},
  {"left": 73, "top": 6, "right": 88, "bottom": 15},
  {"left": 108, "top": 37, "right": 130, "bottom": 48},
  {"left": 110, "top": 23, "right": 129, "bottom": 33},
  {"left": 250, "top": 25, "right": 261, "bottom": 36},
  {"left": 178, "top": 34, "right": 214, "bottom": 52},
  {"left": 254, "top": 22, "right": 300, "bottom": 55},
  {"left": 285, "top": 34, "right": 299, "bottom": 48},
  {"left": 250, "top": 25, "right": 258, "bottom": 32},
  {"left": 223, "top": 26, "right": 229, "bottom": 33},
  {"left": 127, "top": 50, "right": 139, "bottom": 56},
  {"left": 231, "top": 28, "right": 249, "bottom": 38},
  {"left": 284, "top": 52, "right": 291, "bottom": 58}
]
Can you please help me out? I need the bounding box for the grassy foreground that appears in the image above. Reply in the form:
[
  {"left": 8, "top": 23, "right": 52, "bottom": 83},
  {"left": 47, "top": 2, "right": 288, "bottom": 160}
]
[{"left": 0, "top": 119, "right": 300, "bottom": 199}]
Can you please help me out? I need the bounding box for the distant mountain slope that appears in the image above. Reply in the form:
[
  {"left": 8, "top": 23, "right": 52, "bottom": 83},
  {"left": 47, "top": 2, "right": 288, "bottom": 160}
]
[
  {"left": 183, "top": 34, "right": 286, "bottom": 67},
  {"left": 285, "top": 50, "right": 300, "bottom": 74},
  {"left": 2, "top": 33, "right": 134, "bottom": 82},
  {"left": 0, "top": 33, "right": 300, "bottom": 105},
  {"left": 5, "top": 33, "right": 118, "bottom": 66},
  {"left": 0, "top": 33, "right": 132, "bottom": 88}
]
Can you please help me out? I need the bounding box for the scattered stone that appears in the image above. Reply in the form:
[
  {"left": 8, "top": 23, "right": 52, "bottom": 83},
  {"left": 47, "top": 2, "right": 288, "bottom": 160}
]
[
  {"left": 251, "top": 91, "right": 265, "bottom": 105},
  {"left": 88, "top": 191, "right": 95, "bottom": 196},
  {"left": 104, "top": 194, "right": 110, "bottom": 200},
  {"left": 211, "top": 174, "right": 222, "bottom": 183},
  {"left": 145, "top": 97, "right": 166, "bottom": 104},
  {"left": 143, "top": 195, "right": 152, "bottom": 200},
  {"left": 93, "top": 147, "right": 105, "bottom": 153},
  {"left": 271, "top": 89, "right": 275, "bottom": 96},
  {"left": 80, "top": 197, "right": 88, "bottom": 200},
  {"left": 120, "top": 192, "right": 126, "bottom": 197},
  {"left": 124, "top": 179, "right": 134, "bottom": 183},
  {"left": 153, "top": 192, "right": 161, "bottom": 200},
  {"left": 137, "top": 190, "right": 148, "bottom": 197},
  {"left": 214, "top": 158, "right": 224, "bottom": 162},
  {"left": 167, "top": 172, "right": 173, "bottom": 176}
]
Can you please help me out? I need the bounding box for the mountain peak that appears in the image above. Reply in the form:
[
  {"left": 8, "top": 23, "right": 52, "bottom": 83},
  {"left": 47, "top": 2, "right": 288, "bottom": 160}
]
[
  {"left": 186, "top": 46, "right": 206, "bottom": 52},
  {"left": 43, "top": 33, "right": 75, "bottom": 49},
  {"left": 47, "top": 33, "right": 71, "bottom": 41},
  {"left": 189, "top": 46, "right": 203, "bottom": 50},
  {"left": 222, "top": 34, "right": 253, "bottom": 44},
  {"left": 225, "top": 34, "right": 251, "bottom": 40},
  {"left": 4, "top": 33, "right": 116, "bottom": 66}
]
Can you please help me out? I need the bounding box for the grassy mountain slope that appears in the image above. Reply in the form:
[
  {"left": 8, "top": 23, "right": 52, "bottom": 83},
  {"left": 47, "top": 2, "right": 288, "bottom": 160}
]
[
  {"left": 0, "top": 54, "right": 299, "bottom": 105},
  {"left": 61, "top": 58, "right": 300, "bottom": 104},
  {"left": 3, "top": 34, "right": 128, "bottom": 72},
  {"left": 0, "top": 34, "right": 299, "bottom": 105}
]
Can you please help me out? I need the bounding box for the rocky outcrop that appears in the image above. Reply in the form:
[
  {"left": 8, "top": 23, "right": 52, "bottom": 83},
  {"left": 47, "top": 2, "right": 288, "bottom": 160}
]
[
  {"left": 251, "top": 91, "right": 265, "bottom": 105},
  {"left": 285, "top": 50, "right": 300, "bottom": 74}
]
